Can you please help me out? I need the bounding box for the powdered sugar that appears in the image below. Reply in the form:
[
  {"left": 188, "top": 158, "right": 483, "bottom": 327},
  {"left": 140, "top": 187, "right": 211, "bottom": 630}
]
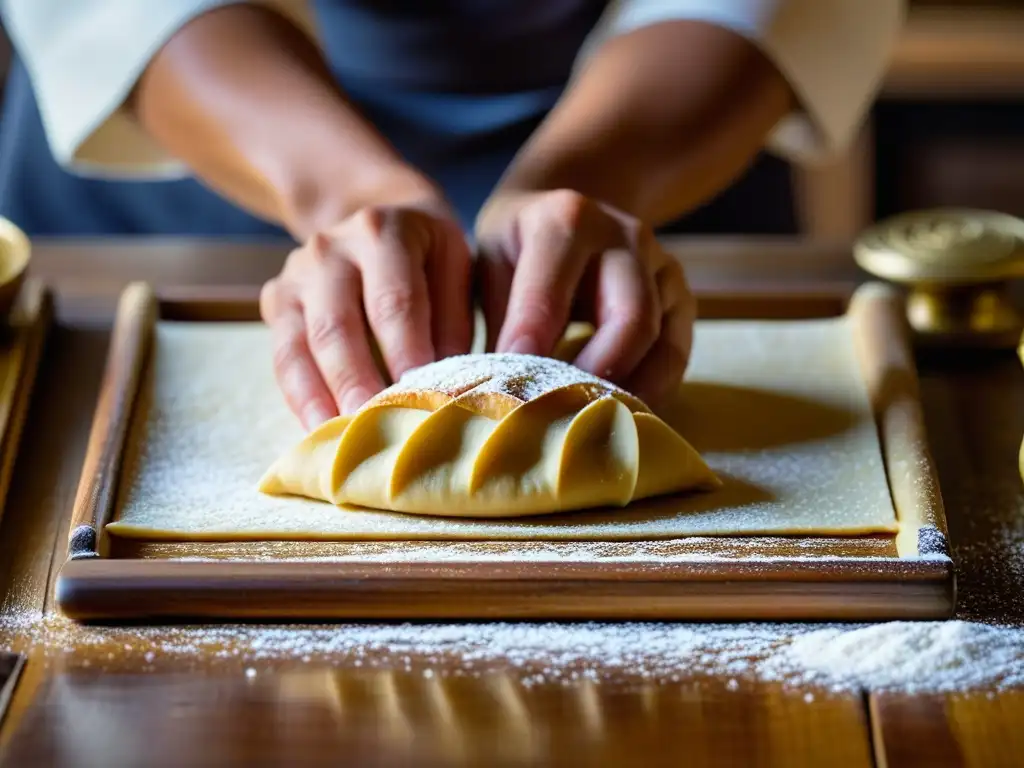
[{"left": 383, "top": 352, "right": 626, "bottom": 404}]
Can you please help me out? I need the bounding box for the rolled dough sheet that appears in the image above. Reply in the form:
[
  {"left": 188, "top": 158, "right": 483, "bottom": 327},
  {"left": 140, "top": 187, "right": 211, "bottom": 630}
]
[{"left": 107, "top": 317, "right": 898, "bottom": 541}]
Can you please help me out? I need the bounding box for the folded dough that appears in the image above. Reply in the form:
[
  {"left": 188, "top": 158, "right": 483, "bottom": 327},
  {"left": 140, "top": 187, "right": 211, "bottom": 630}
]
[{"left": 258, "top": 353, "right": 720, "bottom": 518}]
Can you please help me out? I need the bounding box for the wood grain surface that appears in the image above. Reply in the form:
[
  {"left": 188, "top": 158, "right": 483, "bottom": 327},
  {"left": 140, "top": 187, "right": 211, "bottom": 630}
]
[
  {"left": 0, "top": 663, "right": 873, "bottom": 768},
  {"left": 871, "top": 691, "right": 1024, "bottom": 768},
  {"left": 0, "top": 279, "right": 51, "bottom": 528},
  {"left": 0, "top": 238, "right": 1021, "bottom": 767},
  {"left": 26, "top": 236, "right": 863, "bottom": 319},
  {"left": 0, "top": 654, "right": 23, "bottom": 733}
]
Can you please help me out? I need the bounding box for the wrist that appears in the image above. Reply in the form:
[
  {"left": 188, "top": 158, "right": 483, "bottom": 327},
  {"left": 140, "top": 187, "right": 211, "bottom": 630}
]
[
  {"left": 280, "top": 162, "right": 449, "bottom": 241},
  {"left": 488, "top": 148, "right": 649, "bottom": 225}
]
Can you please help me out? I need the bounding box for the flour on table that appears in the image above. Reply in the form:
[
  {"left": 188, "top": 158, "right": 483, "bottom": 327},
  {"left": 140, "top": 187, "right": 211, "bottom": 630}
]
[
  {"left": 109, "top": 318, "right": 897, "bottom": 540},
  {"left": 3, "top": 612, "right": 1022, "bottom": 695}
]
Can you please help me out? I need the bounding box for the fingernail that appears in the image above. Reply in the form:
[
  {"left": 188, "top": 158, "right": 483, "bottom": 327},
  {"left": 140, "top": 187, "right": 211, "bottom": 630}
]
[
  {"left": 341, "top": 386, "right": 373, "bottom": 416},
  {"left": 508, "top": 336, "right": 540, "bottom": 356},
  {"left": 302, "top": 403, "right": 335, "bottom": 431}
]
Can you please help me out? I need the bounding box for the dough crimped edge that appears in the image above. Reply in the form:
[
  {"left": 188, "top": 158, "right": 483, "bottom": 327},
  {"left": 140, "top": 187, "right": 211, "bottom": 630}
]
[{"left": 258, "top": 353, "right": 720, "bottom": 518}]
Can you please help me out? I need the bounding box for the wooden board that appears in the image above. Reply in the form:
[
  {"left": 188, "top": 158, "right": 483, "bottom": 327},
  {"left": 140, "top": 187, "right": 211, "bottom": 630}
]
[
  {"left": 0, "top": 654, "right": 24, "bottom": 734},
  {"left": 0, "top": 668, "right": 873, "bottom": 768},
  {"left": 53, "top": 281, "right": 955, "bottom": 622},
  {"left": 871, "top": 691, "right": 1024, "bottom": 768},
  {"left": 0, "top": 278, "right": 51, "bottom": 530}
]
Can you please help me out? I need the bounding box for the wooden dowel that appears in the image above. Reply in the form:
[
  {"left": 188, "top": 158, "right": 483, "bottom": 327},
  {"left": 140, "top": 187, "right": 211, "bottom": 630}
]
[
  {"left": 67, "top": 281, "right": 157, "bottom": 559},
  {"left": 848, "top": 282, "right": 950, "bottom": 561}
]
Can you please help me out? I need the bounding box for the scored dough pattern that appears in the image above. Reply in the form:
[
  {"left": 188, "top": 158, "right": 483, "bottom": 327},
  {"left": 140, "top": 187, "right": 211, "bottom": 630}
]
[{"left": 259, "top": 354, "right": 720, "bottom": 518}]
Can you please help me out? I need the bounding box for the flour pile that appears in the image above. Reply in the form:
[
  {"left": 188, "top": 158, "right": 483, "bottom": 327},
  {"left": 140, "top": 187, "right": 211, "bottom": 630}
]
[{"left": 761, "top": 621, "right": 1024, "bottom": 693}]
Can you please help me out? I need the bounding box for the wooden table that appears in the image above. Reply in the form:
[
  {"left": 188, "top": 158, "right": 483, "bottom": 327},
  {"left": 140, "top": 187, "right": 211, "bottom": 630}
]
[{"left": 0, "top": 237, "right": 1021, "bottom": 767}]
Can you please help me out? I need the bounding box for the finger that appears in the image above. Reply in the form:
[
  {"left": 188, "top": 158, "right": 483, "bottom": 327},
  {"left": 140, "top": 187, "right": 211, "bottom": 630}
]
[
  {"left": 356, "top": 227, "right": 436, "bottom": 381},
  {"left": 660, "top": 260, "right": 696, "bottom": 370},
  {"left": 426, "top": 220, "right": 474, "bottom": 359},
  {"left": 301, "top": 259, "right": 387, "bottom": 416},
  {"left": 268, "top": 300, "right": 339, "bottom": 431},
  {"left": 624, "top": 301, "right": 694, "bottom": 407},
  {"left": 474, "top": 243, "right": 514, "bottom": 353},
  {"left": 572, "top": 247, "right": 660, "bottom": 382},
  {"left": 494, "top": 198, "right": 598, "bottom": 357},
  {"left": 653, "top": 255, "right": 690, "bottom": 314}
]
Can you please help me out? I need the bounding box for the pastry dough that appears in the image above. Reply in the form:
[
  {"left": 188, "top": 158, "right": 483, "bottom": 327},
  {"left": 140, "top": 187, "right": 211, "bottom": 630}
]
[
  {"left": 106, "top": 317, "right": 899, "bottom": 541},
  {"left": 257, "top": 354, "right": 720, "bottom": 518}
]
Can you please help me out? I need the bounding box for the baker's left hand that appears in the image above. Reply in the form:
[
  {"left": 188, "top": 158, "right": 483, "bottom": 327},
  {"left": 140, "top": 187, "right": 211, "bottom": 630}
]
[{"left": 474, "top": 189, "right": 695, "bottom": 407}]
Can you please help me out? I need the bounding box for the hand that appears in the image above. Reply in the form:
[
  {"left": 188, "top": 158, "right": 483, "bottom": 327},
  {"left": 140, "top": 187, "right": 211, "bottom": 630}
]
[
  {"left": 475, "top": 189, "right": 696, "bottom": 407},
  {"left": 260, "top": 198, "right": 473, "bottom": 430}
]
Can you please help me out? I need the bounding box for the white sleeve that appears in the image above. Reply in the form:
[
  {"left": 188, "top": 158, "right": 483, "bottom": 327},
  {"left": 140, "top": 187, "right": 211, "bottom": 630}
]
[
  {"left": 582, "top": 0, "right": 906, "bottom": 165},
  {"left": 0, "top": 0, "right": 316, "bottom": 179}
]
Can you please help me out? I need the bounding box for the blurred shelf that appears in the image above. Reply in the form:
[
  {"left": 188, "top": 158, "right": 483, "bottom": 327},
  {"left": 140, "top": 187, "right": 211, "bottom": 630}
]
[{"left": 888, "top": 7, "right": 1024, "bottom": 98}]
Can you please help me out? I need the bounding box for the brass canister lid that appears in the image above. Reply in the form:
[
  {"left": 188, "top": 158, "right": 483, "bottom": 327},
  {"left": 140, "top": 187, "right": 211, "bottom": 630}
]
[
  {"left": 853, "top": 208, "right": 1024, "bottom": 285},
  {"left": 1019, "top": 330, "right": 1024, "bottom": 484}
]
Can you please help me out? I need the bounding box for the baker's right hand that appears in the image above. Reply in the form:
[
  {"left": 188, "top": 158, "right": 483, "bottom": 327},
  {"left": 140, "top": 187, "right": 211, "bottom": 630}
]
[{"left": 259, "top": 198, "right": 473, "bottom": 430}]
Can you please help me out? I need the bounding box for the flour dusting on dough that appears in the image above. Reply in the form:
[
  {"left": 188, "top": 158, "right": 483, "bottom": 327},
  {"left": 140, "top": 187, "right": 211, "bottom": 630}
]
[
  {"left": 386, "top": 352, "right": 630, "bottom": 404},
  {"left": 108, "top": 318, "right": 898, "bottom": 541}
]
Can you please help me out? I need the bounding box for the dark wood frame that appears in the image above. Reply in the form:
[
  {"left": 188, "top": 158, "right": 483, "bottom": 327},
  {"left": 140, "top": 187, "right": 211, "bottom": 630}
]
[
  {"left": 0, "top": 652, "right": 25, "bottom": 732},
  {"left": 53, "top": 281, "right": 955, "bottom": 623}
]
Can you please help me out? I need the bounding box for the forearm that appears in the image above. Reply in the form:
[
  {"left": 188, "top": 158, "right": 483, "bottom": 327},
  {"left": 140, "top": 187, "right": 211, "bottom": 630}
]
[
  {"left": 132, "top": 4, "right": 436, "bottom": 240},
  {"left": 488, "top": 21, "right": 794, "bottom": 227}
]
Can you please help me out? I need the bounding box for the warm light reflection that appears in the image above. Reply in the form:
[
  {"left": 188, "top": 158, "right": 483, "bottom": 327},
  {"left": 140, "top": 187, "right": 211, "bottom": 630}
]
[{"left": 0, "top": 654, "right": 867, "bottom": 765}]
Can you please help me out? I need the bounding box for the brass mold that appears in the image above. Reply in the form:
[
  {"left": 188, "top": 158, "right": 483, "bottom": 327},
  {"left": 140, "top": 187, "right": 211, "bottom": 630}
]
[
  {"left": 1019, "top": 332, "right": 1024, "bottom": 485},
  {"left": 854, "top": 208, "right": 1024, "bottom": 348},
  {"left": 0, "top": 217, "right": 30, "bottom": 322}
]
